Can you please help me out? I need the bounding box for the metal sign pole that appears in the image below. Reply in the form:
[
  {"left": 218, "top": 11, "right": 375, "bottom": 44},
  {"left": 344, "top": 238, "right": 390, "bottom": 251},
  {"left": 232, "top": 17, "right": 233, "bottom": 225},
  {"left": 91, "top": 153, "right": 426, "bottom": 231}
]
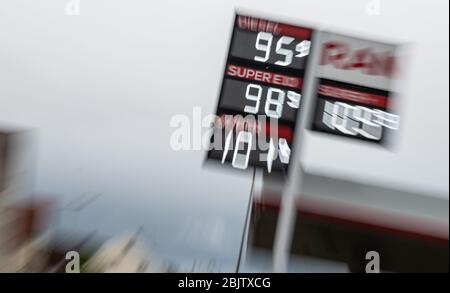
[
  {"left": 272, "top": 158, "right": 303, "bottom": 272},
  {"left": 272, "top": 28, "right": 319, "bottom": 273},
  {"left": 236, "top": 167, "right": 257, "bottom": 273}
]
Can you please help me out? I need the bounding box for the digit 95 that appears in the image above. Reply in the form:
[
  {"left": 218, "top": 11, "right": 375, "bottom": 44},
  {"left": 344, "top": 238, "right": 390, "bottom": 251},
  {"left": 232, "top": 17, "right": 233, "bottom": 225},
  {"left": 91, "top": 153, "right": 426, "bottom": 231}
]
[{"left": 254, "top": 32, "right": 311, "bottom": 66}]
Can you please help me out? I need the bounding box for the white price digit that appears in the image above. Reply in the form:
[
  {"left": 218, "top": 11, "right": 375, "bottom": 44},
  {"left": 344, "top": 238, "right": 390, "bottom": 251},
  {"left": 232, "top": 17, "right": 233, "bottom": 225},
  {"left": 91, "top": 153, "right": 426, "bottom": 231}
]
[
  {"left": 373, "top": 110, "right": 400, "bottom": 130},
  {"left": 232, "top": 131, "right": 253, "bottom": 170},
  {"left": 352, "top": 106, "right": 382, "bottom": 140},
  {"left": 275, "top": 36, "right": 294, "bottom": 66},
  {"left": 265, "top": 88, "right": 285, "bottom": 119},
  {"left": 244, "top": 84, "right": 262, "bottom": 114},
  {"left": 221, "top": 130, "right": 233, "bottom": 164},
  {"left": 332, "top": 102, "right": 359, "bottom": 135},
  {"left": 295, "top": 40, "right": 311, "bottom": 58},
  {"left": 254, "top": 32, "right": 273, "bottom": 63},
  {"left": 322, "top": 100, "right": 336, "bottom": 130},
  {"left": 278, "top": 138, "right": 291, "bottom": 164},
  {"left": 287, "top": 91, "right": 301, "bottom": 109},
  {"left": 266, "top": 137, "right": 276, "bottom": 173}
]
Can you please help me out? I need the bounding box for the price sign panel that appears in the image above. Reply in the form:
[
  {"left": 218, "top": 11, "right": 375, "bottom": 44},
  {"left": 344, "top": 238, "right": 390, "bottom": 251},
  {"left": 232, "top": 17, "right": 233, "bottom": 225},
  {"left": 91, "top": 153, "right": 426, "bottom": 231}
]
[
  {"left": 207, "top": 15, "right": 314, "bottom": 173},
  {"left": 310, "top": 32, "right": 399, "bottom": 143}
]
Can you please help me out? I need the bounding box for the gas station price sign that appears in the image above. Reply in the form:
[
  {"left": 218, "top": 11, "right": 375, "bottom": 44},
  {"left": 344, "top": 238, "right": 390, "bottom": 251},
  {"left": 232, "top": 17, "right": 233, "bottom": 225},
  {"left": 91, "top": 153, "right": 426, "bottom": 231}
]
[
  {"left": 207, "top": 15, "right": 313, "bottom": 173},
  {"left": 310, "top": 31, "right": 400, "bottom": 143}
]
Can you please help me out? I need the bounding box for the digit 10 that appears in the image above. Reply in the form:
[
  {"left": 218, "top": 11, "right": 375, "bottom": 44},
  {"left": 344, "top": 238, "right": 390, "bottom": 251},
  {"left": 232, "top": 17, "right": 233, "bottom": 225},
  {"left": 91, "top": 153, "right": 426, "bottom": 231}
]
[
  {"left": 221, "top": 131, "right": 292, "bottom": 173},
  {"left": 222, "top": 130, "right": 253, "bottom": 170}
]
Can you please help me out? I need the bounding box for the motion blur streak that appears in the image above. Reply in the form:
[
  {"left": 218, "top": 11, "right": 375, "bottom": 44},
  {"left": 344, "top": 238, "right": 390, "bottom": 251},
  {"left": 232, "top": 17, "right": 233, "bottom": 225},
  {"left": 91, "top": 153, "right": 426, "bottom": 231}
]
[{"left": 0, "top": 0, "right": 448, "bottom": 273}]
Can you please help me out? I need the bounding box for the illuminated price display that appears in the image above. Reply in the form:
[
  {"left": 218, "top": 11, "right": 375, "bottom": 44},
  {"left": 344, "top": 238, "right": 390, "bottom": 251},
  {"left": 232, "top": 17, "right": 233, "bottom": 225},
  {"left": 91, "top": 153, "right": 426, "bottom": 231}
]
[
  {"left": 207, "top": 15, "right": 313, "bottom": 173},
  {"left": 312, "top": 79, "right": 399, "bottom": 142}
]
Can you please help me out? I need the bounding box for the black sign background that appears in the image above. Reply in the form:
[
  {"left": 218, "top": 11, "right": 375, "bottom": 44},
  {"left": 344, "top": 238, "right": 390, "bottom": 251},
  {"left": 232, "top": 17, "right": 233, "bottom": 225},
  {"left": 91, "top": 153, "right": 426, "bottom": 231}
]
[{"left": 207, "top": 15, "right": 314, "bottom": 173}]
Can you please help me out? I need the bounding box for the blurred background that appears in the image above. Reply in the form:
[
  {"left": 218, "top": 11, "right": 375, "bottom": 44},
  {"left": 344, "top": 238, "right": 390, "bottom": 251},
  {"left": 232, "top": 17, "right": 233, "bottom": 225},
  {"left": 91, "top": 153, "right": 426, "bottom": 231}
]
[{"left": 0, "top": 0, "right": 448, "bottom": 272}]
